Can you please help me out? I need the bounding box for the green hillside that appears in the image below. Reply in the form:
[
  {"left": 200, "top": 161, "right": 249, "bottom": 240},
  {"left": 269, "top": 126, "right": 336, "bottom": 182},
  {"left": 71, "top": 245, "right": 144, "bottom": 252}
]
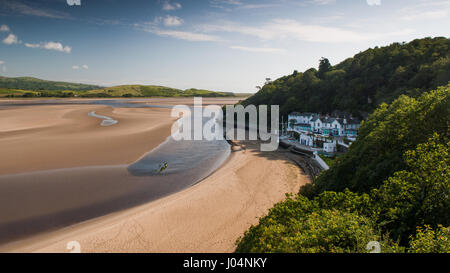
[
  {"left": 0, "top": 78, "right": 237, "bottom": 98},
  {"left": 86, "top": 85, "right": 235, "bottom": 97},
  {"left": 243, "top": 37, "right": 450, "bottom": 118},
  {"left": 0, "top": 76, "right": 102, "bottom": 91},
  {"left": 237, "top": 85, "right": 449, "bottom": 252},
  {"left": 236, "top": 38, "right": 449, "bottom": 253},
  {"left": 312, "top": 85, "right": 449, "bottom": 194}
]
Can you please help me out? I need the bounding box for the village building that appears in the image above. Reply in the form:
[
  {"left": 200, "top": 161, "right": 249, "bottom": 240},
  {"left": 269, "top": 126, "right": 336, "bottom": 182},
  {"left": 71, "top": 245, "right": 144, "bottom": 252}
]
[
  {"left": 287, "top": 111, "right": 361, "bottom": 152},
  {"left": 323, "top": 142, "right": 337, "bottom": 153},
  {"left": 288, "top": 112, "right": 360, "bottom": 137}
]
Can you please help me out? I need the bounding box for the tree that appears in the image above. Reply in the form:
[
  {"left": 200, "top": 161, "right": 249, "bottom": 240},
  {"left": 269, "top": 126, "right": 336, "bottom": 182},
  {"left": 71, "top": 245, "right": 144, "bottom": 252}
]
[
  {"left": 243, "top": 37, "right": 450, "bottom": 118},
  {"left": 236, "top": 195, "right": 401, "bottom": 253},
  {"left": 318, "top": 57, "right": 332, "bottom": 78},
  {"left": 237, "top": 85, "right": 450, "bottom": 253},
  {"left": 372, "top": 133, "right": 450, "bottom": 243},
  {"left": 313, "top": 85, "right": 449, "bottom": 194},
  {"left": 408, "top": 225, "right": 450, "bottom": 253}
]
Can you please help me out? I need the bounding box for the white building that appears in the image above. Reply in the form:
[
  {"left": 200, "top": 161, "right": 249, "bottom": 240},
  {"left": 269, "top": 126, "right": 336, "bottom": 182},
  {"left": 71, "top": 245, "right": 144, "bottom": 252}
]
[
  {"left": 287, "top": 111, "right": 361, "bottom": 153},
  {"left": 299, "top": 134, "right": 314, "bottom": 146},
  {"left": 323, "top": 141, "right": 337, "bottom": 153},
  {"left": 288, "top": 112, "right": 360, "bottom": 137}
]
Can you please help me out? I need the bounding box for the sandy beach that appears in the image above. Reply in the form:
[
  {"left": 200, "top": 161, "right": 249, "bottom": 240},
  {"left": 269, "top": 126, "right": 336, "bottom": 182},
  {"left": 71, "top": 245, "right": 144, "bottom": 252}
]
[
  {"left": 0, "top": 104, "right": 175, "bottom": 174},
  {"left": 0, "top": 98, "right": 309, "bottom": 253},
  {"left": 1, "top": 141, "right": 308, "bottom": 253}
]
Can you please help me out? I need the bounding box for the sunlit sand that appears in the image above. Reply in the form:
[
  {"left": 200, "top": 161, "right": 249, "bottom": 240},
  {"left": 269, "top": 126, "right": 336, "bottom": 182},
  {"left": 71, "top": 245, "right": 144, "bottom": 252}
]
[{"left": 0, "top": 98, "right": 308, "bottom": 253}]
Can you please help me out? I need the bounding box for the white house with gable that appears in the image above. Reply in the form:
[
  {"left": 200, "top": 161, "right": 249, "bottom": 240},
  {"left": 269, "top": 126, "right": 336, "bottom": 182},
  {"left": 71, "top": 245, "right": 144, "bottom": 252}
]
[{"left": 287, "top": 111, "right": 361, "bottom": 152}]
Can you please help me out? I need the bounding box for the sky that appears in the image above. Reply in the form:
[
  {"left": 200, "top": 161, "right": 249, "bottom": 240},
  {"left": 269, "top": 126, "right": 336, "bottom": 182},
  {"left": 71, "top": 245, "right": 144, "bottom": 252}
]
[{"left": 0, "top": 0, "right": 449, "bottom": 93}]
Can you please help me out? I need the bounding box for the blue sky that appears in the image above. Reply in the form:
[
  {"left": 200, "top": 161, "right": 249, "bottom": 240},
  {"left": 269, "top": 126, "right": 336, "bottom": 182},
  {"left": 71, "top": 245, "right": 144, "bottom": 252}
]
[{"left": 0, "top": 0, "right": 449, "bottom": 93}]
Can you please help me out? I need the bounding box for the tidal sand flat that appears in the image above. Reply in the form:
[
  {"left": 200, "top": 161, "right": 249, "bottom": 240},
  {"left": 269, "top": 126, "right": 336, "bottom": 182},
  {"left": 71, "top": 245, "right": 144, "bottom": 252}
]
[
  {"left": 1, "top": 141, "right": 308, "bottom": 253},
  {"left": 0, "top": 103, "right": 179, "bottom": 243},
  {"left": 0, "top": 98, "right": 308, "bottom": 252},
  {"left": 0, "top": 104, "right": 175, "bottom": 174},
  {"left": 88, "top": 111, "right": 119, "bottom": 126}
]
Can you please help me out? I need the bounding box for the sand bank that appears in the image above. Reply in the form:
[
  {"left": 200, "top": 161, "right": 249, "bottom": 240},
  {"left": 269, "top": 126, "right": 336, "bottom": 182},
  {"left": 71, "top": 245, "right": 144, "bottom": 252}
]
[
  {"left": 0, "top": 105, "right": 175, "bottom": 174},
  {"left": 1, "top": 141, "right": 308, "bottom": 253},
  {"left": 0, "top": 98, "right": 308, "bottom": 253}
]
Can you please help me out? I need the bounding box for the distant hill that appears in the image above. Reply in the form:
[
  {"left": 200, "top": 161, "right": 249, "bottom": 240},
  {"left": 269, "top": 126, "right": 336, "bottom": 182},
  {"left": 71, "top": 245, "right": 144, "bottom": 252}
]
[
  {"left": 243, "top": 37, "right": 450, "bottom": 118},
  {"left": 0, "top": 77, "right": 238, "bottom": 98},
  {"left": 0, "top": 76, "right": 102, "bottom": 91},
  {"left": 85, "top": 86, "right": 236, "bottom": 97}
]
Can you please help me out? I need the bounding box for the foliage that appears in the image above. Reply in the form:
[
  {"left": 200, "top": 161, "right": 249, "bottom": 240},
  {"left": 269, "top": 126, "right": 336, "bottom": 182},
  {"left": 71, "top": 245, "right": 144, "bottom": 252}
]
[
  {"left": 312, "top": 85, "right": 449, "bottom": 194},
  {"left": 313, "top": 189, "right": 374, "bottom": 218},
  {"left": 408, "top": 225, "right": 450, "bottom": 253},
  {"left": 318, "top": 57, "right": 332, "bottom": 79},
  {"left": 371, "top": 133, "right": 450, "bottom": 243},
  {"left": 0, "top": 80, "right": 236, "bottom": 98},
  {"left": 238, "top": 86, "right": 449, "bottom": 253},
  {"left": 318, "top": 155, "right": 341, "bottom": 168},
  {"left": 0, "top": 76, "right": 101, "bottom": 91},
  {"left": 236, "top": 195, "right": 401, "bottom": 253},
  {"left": 243, "top": 37, "right": 450, "bottom": 118}
]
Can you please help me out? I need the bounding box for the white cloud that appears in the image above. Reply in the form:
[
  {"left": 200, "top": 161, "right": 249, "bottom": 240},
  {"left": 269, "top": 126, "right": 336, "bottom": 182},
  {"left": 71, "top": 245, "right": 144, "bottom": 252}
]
[
  {"left": 24, "top": 43, "right": 40, "bottom": 48},
  {"left": 136, "top": 23, "right": 220, "bottom": 42},
  {"left": 25, "top": 41, "right": 72, "bottom": 53},
  {"left": 216, "top": 0, "right": 242, "bottom": 4},
  {"left": 152, "top": 29, "right": 220, "bottom": 42},
  {"left": 162, "top": 1, "right": 182, "bottom": 11},
  {"left": 401, "top": 10, "right": 447, "bottom": 21},
  {"left": 72, "top": 64, "right": 88, "bottom": 70},
  {"left": 230, "top": 46, "right": 286, "bottom": 53},
  {"left": 0, "top": 60, "right": 4, "bottom": 65},
  {"left": 163, "top": 15, "right": 184, "bottom": 27},
  {"left": 239, "top": 3, "right": 278, "bottom": 9},
  {"left": 2, "top": 33, "right": 18, "bottom": 45},
  {"left": 311, "top": 0, "right": 336, "bottom": 5},
  {"left": 43, "top": 41, "right": 71, "bottom": 53},
  {"left": 399, "top": 1, "right": 450, "bottom": 21},
  {"left": 2, "top": 0, "right": 69, "bottom": 19},
  {"left": 200, "top": 22, "right": 275, "bottom": 40},
  {"left": 200, "top": 19, "right": 414, "bottom": 43},
  {"left": 366, "top": 0, "right": 381, "bottom": 6},
  {"left": 0, "top": 24, "right": 10, "bottom": 32},
  {"left": 210, "top": 0, "right": 278, "bottom": 10}
]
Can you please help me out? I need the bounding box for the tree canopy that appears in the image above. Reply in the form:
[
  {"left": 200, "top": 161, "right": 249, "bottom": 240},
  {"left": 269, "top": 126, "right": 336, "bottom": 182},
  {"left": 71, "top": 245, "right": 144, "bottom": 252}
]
[
  {"left": 243, "top": 37, "right": 450, "bottom": 119},
  {"left": 312, "top": 85, "right": 449, "bottom": 193},
  {"left": 236, "top": 85, "right": 449, "bottom": 253}
]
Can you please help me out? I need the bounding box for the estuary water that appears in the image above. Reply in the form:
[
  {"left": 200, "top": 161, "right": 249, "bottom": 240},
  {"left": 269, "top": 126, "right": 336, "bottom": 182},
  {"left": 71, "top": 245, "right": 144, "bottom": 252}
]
[{"left": 0, "top": 99, "right": 231, "bottom": 243}]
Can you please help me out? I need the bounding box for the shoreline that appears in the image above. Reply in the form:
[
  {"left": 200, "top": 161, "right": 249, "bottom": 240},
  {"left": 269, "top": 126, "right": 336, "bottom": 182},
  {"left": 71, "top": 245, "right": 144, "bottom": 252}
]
[
  {"left": 0, "top": 104, "right": 181, "bottom": 243},
  {"left": 0, "top": 104, "right": 176, "bottom": 174},
  {"left": 0, "top": 140, "right": 309, "bottom": 253},
  {"left": 0, "top": 99, "right": 238, "bottom": 248},
  {"left": 0, "top": 99, "right": 309, "bottom": 252}
]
